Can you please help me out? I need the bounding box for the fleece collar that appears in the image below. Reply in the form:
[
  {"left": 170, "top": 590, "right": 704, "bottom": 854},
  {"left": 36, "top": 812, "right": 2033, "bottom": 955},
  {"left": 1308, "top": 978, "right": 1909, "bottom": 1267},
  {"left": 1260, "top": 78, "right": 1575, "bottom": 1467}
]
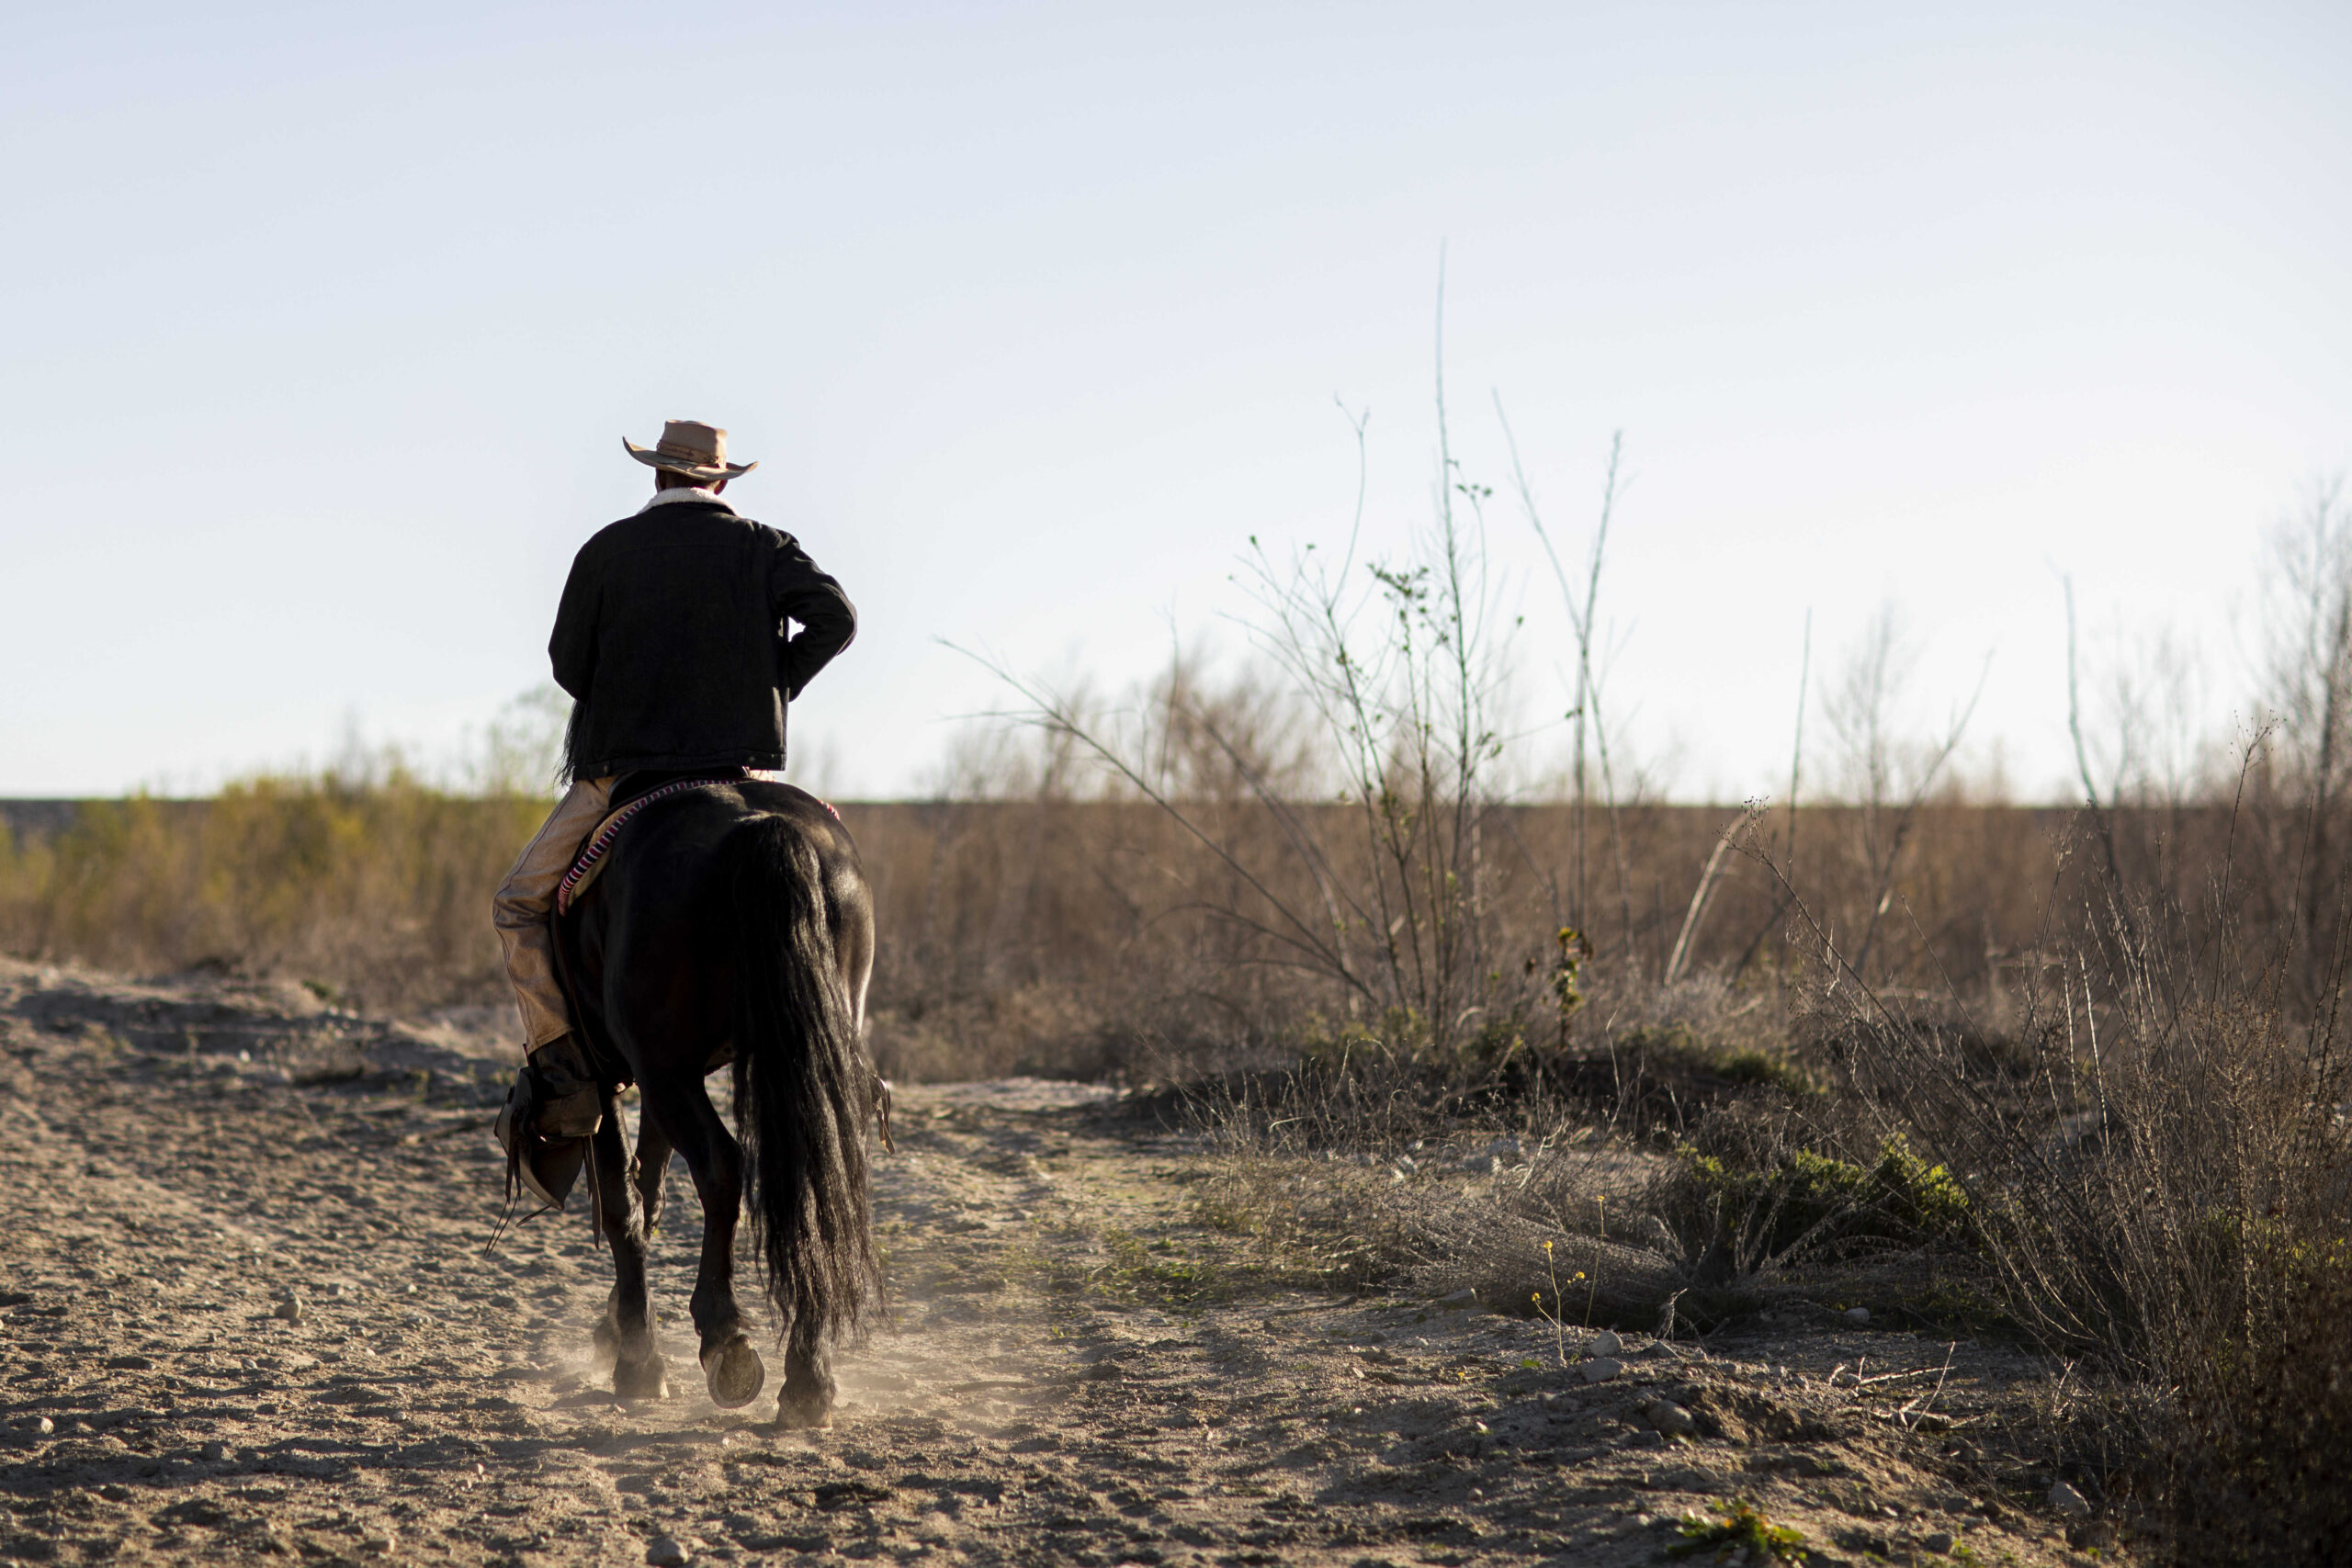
[{"left": 638, "top": 488, "right": 736, "bottom": 513}]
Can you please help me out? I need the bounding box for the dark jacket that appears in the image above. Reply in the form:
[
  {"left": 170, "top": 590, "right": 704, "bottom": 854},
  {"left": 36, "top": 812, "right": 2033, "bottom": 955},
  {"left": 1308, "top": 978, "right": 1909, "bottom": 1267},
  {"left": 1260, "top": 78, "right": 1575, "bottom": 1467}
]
[{"left": 549, "top": 499, "right": 855, "bottom": 782}]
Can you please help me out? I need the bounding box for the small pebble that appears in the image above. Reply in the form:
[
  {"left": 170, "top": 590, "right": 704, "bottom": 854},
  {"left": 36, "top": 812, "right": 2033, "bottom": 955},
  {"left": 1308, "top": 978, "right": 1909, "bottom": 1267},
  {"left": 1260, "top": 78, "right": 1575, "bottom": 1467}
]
[
  {"left": 1925, "top": 1530, "right": 1955, "bottom": 1552},
  {"left": 29, "top": 1416, "right": 54, "bottom": 1437},
  {"left": 1581, "top": 1356, "right": 1623, "bottom": 1384},
  {"left": 645, "top": 1538, "right": 689, "bottom": 1567},
  {"left": 1845, "top": 1305, "right": 1871, "bottom": 1325},
  {"left": 1589, "top": 1329, "right": 1623, "bottom": 1357},
  {"left": 2049, "top": 1479, "right": 2091, "bottom": 1518},
  {"left": 200, "top": 1440, "right": 230, "bottom": 1461}
]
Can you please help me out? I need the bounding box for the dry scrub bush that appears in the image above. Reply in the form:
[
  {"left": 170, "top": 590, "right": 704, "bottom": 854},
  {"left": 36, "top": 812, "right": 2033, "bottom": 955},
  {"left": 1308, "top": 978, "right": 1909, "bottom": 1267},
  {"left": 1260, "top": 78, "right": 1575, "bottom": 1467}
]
[
  {"left": 1757, "top": 784, "right": 2352, "bottom": 1562},
  {"left": 978, "top": 446, "right": 1543, "bottom": 1068},
  {"left": 950, "top": 401, "right": 2350, "bottom": 1555},
  {"left": 0, "top": 773, "right": 545, "bottom": 1012}
]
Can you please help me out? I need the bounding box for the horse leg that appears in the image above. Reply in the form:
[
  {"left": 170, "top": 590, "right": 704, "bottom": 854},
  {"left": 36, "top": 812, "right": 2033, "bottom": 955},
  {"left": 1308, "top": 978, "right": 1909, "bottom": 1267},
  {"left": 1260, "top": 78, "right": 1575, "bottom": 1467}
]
[
  {"left": 632, "top": 1110, "right": 673, "bottom": 1236},
  {"left": 588, "top": 1086, "right": 666, "bottom": 1400},
  {"left": 776, "top": 1303, "right": 837, "bottom": 1429},
  {"left": 587, "top": 1089, "right": 627, "bottom": 1364},
  {"left": 653, "top": 1073, "right": 765, "bottom": 1410},
  {"left": 596, "top": 1099, "right": 672, "bottom": 1356}
]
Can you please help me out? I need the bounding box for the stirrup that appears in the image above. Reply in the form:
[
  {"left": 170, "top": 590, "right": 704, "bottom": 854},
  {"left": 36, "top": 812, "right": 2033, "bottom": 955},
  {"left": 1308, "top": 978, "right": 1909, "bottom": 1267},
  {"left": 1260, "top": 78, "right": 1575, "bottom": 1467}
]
[
  {"left": 517, "top": 1134, "right": 589, "bottom": 1210},
  {"left": 496, "top": 1058, "right": 596, "bottom": 1210}
]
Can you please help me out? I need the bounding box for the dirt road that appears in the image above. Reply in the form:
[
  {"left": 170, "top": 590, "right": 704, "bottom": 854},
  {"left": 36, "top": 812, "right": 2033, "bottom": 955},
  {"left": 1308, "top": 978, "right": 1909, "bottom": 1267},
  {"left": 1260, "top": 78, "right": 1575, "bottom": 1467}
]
[{"left": 0, "top": 961, "right": 2101, "bottom": 1566}]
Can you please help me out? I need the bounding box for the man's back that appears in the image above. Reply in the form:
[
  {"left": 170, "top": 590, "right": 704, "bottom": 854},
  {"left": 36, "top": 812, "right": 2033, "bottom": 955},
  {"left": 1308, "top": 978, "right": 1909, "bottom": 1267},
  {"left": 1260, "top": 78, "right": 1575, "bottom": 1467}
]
[{"left": 549, "top": 497, "right": 855, "bottom": 782}]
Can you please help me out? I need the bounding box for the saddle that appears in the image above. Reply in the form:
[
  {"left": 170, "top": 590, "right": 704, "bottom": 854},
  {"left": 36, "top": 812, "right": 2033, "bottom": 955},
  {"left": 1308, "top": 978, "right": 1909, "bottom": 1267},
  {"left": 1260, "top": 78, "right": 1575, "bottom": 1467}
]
[
  {"left": 556, "top": 770, "right": 842, "bottom": 916},
  {"left": 556, "top": 772, "right": 746, "bottom": 917}
]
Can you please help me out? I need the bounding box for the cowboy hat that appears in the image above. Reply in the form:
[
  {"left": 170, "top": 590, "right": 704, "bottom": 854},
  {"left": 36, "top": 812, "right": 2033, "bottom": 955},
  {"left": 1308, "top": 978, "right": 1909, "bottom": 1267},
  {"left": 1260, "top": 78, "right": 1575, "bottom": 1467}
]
[{"left": 622, "top": 419, "right": 757, "bottom": 481}]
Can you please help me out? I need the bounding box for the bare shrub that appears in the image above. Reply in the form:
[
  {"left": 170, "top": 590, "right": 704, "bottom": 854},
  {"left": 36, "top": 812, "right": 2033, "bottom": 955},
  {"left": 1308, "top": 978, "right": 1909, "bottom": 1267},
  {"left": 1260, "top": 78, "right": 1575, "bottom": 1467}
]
[
  {"left": 0, "top": 768, "right": 544, "bottom": 1012},
  {"left": 1732, "top": 763, "right": 2352, "bottom": 1562}
]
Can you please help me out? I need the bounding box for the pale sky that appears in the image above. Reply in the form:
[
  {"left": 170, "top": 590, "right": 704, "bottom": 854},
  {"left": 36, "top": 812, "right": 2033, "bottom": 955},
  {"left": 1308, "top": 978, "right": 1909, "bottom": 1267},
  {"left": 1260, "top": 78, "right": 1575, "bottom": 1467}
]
[{"left": 4, "top": 1, "right": 2347, "bottom": 800}]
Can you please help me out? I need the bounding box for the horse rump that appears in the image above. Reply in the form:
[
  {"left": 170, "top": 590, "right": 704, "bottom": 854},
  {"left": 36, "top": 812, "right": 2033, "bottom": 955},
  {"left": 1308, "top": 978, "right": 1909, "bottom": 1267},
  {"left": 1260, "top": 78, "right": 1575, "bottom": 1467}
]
[{"left": 728, "top": 813, "right": 879, "bottom": 1346}]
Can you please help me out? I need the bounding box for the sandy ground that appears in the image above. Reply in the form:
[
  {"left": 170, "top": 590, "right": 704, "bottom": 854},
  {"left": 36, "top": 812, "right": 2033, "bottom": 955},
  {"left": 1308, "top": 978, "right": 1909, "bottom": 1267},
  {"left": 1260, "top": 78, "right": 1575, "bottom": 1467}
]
[{"left": 0, "top": 960, "right": 2119, "bottom": 1567}]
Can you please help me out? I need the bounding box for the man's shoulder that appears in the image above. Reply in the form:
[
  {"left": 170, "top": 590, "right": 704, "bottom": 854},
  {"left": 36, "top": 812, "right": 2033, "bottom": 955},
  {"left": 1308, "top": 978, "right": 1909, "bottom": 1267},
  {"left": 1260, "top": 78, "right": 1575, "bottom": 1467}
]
[{"left": 574, "top": 504, "right": 786, "bottom": 559}]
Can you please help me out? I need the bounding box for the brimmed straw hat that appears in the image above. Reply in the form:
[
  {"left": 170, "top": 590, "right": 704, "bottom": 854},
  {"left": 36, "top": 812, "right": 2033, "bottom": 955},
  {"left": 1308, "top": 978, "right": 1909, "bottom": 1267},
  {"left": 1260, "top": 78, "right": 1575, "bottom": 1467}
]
[{"left": 622, "top": 419, "right": 757, "bottom": 481}]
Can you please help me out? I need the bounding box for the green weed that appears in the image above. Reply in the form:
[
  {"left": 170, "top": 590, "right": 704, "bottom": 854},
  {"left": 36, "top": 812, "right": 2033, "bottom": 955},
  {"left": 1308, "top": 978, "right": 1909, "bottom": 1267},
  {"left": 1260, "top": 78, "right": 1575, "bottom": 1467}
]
[
  {"left": 1091, "top": 1226, "right": 1224, "bottom": 1304},
  {"left": 1676, "top": 1132, "right": 1973, "bottom": 1261},
  {"left": 1668, "top": 1498, "right": 1809, "bottom": 1563}
]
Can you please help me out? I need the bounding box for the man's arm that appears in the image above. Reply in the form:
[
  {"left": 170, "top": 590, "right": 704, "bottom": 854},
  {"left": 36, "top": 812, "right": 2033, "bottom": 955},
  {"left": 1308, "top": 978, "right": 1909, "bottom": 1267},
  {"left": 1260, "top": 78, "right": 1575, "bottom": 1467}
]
[
  {"left": 548, "top": 547, "right": 599, "bottom": 700},
  {"left": 770, "top": 533, "right": 856, "bottom": 700}
]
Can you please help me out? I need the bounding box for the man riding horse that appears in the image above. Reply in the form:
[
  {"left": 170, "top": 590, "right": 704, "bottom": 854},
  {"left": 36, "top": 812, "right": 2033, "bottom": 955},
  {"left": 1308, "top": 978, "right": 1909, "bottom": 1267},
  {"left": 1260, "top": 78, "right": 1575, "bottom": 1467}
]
[{"left": 492, "top": 419, "right": 855, "bottom": 1208}]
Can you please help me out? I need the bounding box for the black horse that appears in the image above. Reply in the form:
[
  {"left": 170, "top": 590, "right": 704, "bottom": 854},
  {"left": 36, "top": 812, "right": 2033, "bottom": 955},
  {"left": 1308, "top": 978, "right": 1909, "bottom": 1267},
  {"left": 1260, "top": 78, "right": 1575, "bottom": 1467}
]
[{"left": 553, "top": 776, "right": 882, "bottom": 1426}]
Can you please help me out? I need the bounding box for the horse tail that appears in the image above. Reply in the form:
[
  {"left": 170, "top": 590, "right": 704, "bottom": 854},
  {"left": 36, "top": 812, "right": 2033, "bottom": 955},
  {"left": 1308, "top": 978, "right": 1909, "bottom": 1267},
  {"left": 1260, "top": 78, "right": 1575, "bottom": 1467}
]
[{"left": 729, "top": 815, "right": 877, "bottom": 1345}]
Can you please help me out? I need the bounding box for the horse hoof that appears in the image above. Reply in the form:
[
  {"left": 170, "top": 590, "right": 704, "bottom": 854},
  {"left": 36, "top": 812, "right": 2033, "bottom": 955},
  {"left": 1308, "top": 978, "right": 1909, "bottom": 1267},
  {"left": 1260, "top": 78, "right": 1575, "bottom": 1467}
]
[
  {"left": 614, "top": 1351, "right": 669, "bottom": 1402},
  {"left": 702, "top": 1334, "right": 765, "bottom": 1409},
  {"left": 775, "top": 1377, "right": 835, "bottom": 1430}
]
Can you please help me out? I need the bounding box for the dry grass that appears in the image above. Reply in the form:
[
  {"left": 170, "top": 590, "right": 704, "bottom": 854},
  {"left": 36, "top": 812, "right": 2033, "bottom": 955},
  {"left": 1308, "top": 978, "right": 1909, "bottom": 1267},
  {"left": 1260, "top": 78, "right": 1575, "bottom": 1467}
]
[
  {"left": 4, "top": 779, "right": 2347, "bottom": 1561},
  {"left": 0, "top": 774, "right": 543, "bottom": 1012},
  {"left": 1172, "top": 801, "right": 2352, "bottom": 1564}
]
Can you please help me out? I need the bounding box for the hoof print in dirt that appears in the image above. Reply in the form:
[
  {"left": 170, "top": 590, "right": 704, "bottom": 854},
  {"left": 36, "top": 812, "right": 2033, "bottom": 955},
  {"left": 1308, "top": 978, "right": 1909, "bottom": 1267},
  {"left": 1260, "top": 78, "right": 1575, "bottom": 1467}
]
[{"left": 701, "top": 1333, "right": 766, "bottom": 1408}]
